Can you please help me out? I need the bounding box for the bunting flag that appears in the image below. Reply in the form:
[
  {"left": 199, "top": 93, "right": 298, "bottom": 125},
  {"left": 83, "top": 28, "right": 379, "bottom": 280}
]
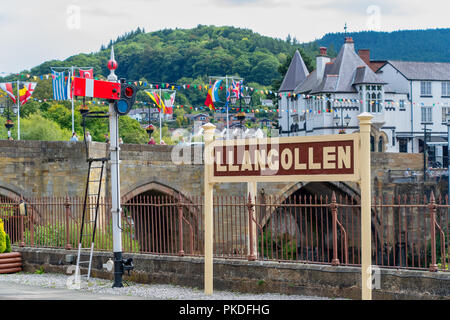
[
  {"left": 19, "top": 82, "right": 37, "bottom": 105},
  {"left": 52, "top": 70, "right": 69, "bottom": 100},
  {"left": 79, "top": 68, "right": 93, "bottom": 79},
  {"left": 145, "top": 90, "right": 165, "bottom": 113},
  {"left": 0, "top": 82, "right": 16, "bottom": 103}
]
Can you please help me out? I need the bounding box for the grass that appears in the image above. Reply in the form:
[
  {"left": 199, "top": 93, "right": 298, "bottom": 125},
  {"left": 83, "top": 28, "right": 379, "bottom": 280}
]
[{"left": 34, "top": 266, "right": 45, "bottom": 274}]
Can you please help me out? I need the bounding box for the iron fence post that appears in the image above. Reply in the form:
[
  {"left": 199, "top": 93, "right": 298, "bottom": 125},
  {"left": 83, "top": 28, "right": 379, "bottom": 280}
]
[
  {"left": 247, "top": 194, "right": 256, "bottom": 261},
  {"left": 331, "top": 192, "right": 340, "bottom": 266},
  {"left": 64, "top": 197, "right": 72, "bottom": 250},
  {"left": 30, "top": 209, "right": 34, "bottom": 247},
  {"left": 19, "top": 215, "right": 25, "bottom": 247},
  {"left": 177, "top": 193, "right": 185, "bottom": 256},
  {"left": 429, "top": 192, "right": 438, "bottom": 272}
]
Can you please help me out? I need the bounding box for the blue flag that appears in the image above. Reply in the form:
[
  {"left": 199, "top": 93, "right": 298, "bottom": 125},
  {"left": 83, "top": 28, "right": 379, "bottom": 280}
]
[{"left": 52, "top": 70, "right": 69, "bottom": 101}]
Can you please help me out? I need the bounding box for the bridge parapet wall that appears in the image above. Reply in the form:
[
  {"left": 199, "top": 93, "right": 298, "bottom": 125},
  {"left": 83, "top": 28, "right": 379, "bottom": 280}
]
[{"left": 0, "top": 141, "right": 424, "bottom": 200}]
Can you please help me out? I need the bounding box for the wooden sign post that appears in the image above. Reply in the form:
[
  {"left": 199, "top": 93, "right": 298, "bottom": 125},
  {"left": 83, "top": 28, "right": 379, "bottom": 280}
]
[{"left": 202, "top": 112, "right": 373, "bottom": 300}]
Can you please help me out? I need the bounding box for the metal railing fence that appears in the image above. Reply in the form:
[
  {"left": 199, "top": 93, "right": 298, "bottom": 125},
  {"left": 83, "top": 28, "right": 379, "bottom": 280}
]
[{"left": 0, "top": 192, "right": 448, "bottom": 272}]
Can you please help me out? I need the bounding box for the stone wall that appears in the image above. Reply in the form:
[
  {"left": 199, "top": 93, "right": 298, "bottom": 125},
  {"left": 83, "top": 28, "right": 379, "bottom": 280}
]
[
  {"left": 0, "top": 140, "right": 89, "bottom": 199},
  {"left": 15, "top": 246, "right": 450, "bottom": 300},
  {"left": 0, "top": 140, "right": 424, "bottom": 200}
]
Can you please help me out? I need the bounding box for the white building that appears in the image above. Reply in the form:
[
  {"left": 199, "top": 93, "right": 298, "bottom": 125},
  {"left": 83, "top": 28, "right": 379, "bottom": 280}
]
[{"left": 278, "top": 37, "right": 450, "bottom": 166}]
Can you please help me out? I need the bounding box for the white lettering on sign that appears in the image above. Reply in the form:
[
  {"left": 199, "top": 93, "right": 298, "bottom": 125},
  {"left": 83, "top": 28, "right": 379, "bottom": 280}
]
[{"left": 213, "top": 139, "right": 355, "bottom": 177}]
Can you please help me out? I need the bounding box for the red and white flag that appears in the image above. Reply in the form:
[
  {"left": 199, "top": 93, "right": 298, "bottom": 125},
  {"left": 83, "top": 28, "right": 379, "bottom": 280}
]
[
  {"left": 79, "top": 68, "right": 93, "bottom": 79},
  {"left": 72, "top": 77, "right": 120, "bottom": 100},
  {"left": 19, "top": 82, "right": 37, "bottom": 105},
  {"left": 0, "top": 82, "right": 16, "bottom": 103}
]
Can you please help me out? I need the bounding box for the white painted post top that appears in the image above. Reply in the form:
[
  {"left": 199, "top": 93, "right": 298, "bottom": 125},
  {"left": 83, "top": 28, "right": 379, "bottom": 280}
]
[
  {"left": 202, "top": 123, "right": 216, "bottom": 142},
  {"left": 357, "top": 112, "right": 374, "bottom": 122}
]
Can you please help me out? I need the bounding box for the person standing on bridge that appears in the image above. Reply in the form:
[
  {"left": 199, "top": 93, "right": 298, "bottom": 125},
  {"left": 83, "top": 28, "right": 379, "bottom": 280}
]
[
  {"left": 85, "top": 131, "right": 92, "bottom": 142},
  {"left": 70, "top": 132, "right": 78, "bottom": 142}
]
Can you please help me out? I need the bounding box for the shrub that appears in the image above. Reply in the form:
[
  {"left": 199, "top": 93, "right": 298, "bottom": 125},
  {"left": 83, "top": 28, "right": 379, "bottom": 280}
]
[
  {"left": 24, "top": 224, "right": 66, "bottom": 247},
  {"left": 258, "top": 230, "right": 297, "bottom": 261},
  {"left": 5, "top": 234, "right": 11, "bottom": 253},
  {"left": 0, "top": 218, "right": 6, "bottom": 253},
  {"left": 23, "top": 220, "right": 140, "bottom": 252}
]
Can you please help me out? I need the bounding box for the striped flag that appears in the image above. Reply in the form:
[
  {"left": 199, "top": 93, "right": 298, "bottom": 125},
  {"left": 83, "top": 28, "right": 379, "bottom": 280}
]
[
  {"left": 145, "top": 90, "right": 165, "bottom": 113},
  {"left": 52, "top": 70, "right": 69, "bottom": 100},
  {"left": 0, "top": 83, "right": 16, "bottom": 103},
  {"left": 204, "top": 87, "right": 215, "bottom": 111}
]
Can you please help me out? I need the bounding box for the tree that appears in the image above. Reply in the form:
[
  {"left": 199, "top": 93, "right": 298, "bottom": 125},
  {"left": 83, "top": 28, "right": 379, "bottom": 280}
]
[
  {"left": 20, "top": 113, "right": 72, "bottom": 141},
  {"left": 118, "top": 115, "right": 148, "bottom": 144}
]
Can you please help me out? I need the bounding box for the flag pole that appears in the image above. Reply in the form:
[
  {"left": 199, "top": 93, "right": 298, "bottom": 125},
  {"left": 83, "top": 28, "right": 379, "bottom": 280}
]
[
  {"left": 71, "top": 66, "right": 74, "bottom": 133},
  {"left": 159, "top": 88, "right": 162, "bottom": 143},
  {"left": 17, "top": 80, "right": 20, "bottom": 141},
  {"left": 226, "top": 76, "right": 229, "bottom": 140}
]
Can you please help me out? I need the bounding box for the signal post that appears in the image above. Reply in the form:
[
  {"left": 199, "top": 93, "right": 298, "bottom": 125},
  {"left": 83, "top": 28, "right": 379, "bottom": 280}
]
[{"left": 72, "top": 46, "right": 137, "bottom": 288}]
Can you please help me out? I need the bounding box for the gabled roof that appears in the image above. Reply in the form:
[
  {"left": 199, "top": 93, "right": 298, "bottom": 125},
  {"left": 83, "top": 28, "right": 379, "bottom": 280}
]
[
  {"left": 385, "top": 60, "right": 450, "bottom": 81},
  {"left": 323, "top": 41, "right": 385, "bottom": 93},
  {"left": 297, "top": 40, "right": 385, "bottom": 95},
  {"left": 294, "top": 69, "right": 318, "bottom": 94},
  {"left": 353, "top": 66, "right": 386, "bottom": 85},
  {"left": 278, "top": 50, "right": 309, "bottom": 92}
]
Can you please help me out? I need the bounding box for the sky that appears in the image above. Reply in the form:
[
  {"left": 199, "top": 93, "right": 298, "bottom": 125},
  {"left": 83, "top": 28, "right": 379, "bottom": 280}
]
[{"left": 0, "top": 0, "right": 449, "bottom": 75}]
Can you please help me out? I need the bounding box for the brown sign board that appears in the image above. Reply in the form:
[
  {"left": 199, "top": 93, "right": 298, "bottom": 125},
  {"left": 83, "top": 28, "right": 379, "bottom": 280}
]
[{"left": 208, "top": 134, "right": 360, "bottom": 183}]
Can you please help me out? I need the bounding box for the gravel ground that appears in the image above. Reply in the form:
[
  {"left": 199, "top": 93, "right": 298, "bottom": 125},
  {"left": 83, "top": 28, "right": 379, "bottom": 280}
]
[{"left": 0, "top": 272, "right": 339, "bottom": 300}]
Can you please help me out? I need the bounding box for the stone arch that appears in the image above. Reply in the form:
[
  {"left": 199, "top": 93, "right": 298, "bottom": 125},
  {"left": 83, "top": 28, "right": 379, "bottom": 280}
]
[
  {"left": 121, "top": 181, "right": 201, "bottom": 255},
  {"left": 257, "top": 181, "right": 382, "bottom": 264},
  {"left": 121, "top": 181, "right": 190, "bottom": 204},
  {"left": 0, "top": 183, "right": 27, "bottom": 201},
  {"left": 377, "top": 131, "right": 389, "bottom": 152},
  {"left": 273, "top": 181, "right": 360, "bottom": 205}
]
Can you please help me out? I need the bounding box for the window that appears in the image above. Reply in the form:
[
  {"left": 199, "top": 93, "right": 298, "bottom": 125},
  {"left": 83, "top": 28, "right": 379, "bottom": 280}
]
[
  {"left": 399, "top": 139, "right": 408, "bottom": 153},
  {"left": 366, "top": 86, "right": 383, "bottom": 113},
  {"left": 399, "top": 100, "right": 405, "bottom": 111},
  {"left": 421, "top": 81, "right": 432, "bottom": 96},
  {"left": 378, "top": 137, "right": 384, "bottom": 152},
  {"left": 442, "top": 106, "right": 450, "bottom": 123},
  {"left": 421, "top": 106, "right": 432, "bottom": 123},
  {"left": 370, "top": 135, "right": 375, "bottom": 152},
  {"left": 442, "top": 82, "right": 450, "bottom": 97}
]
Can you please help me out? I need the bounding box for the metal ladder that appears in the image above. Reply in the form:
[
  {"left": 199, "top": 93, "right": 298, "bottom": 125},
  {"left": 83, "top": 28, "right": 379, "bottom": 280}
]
[{"left": 75, "top": 157, "right": 107, "bottom": 281}]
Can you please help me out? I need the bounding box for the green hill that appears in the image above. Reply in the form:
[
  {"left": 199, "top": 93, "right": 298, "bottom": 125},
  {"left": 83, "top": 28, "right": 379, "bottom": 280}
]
[
  {"left": 310, "top": 28, "right": 450, "bottom": 62},
  {"left": 16, "top": 25, "right": 315, "bottom": 87},
  {"left": 2, "top": 26, "right": 450, "bottom": 94}
]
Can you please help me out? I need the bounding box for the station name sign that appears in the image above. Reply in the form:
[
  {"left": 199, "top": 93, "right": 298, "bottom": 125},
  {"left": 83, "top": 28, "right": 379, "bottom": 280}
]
[{"left": 208, "top": 134, "right": 360, "bottom": 183}]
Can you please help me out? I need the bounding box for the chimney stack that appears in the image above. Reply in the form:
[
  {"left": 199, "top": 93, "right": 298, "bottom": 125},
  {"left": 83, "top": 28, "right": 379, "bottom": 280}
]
[
  {"left": 319, "top": 47, "right": 327, "bottom": 56},
  {"left": 358, "top": 49, "right": 371, "bottom": 66},
  {"left": 345, "top": 37, "right": 354, "bottom": 43},
  {"left": 316, "top": 47, "right": 330, "bottom": 83}
]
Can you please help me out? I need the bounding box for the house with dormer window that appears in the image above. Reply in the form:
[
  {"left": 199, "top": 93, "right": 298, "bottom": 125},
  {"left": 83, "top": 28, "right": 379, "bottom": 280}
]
[{"left": 278, "top": 37, "right": 450, "bottom": 164}]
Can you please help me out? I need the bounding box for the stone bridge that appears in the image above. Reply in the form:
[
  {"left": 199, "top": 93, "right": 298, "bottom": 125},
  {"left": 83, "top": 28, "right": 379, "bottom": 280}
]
[
  {"left": 0, "top": 140, "right": 423, "bottom": 202},
  {"left": 0, "top": 140, "right": 428, "bottom": 263}
]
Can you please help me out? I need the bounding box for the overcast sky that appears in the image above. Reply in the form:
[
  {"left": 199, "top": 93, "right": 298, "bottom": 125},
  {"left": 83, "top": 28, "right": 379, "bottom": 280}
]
[{"left": 0, "top": 0, "right": 449, "bottom": 75}]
